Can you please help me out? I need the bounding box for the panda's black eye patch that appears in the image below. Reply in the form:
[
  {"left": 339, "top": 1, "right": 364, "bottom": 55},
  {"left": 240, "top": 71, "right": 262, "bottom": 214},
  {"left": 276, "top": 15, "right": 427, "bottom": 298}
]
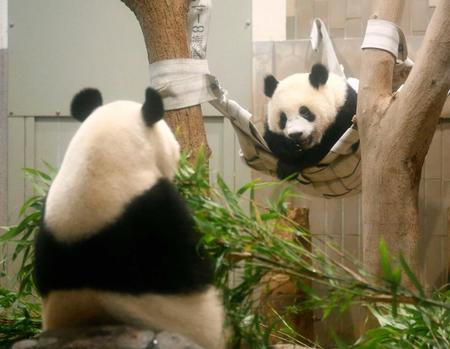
[
  {"left": 299, "top": 106, "right": 315, "bottom": 122},
  {"left": 279, "top": 112, "right": 287, "bottom": 129}
]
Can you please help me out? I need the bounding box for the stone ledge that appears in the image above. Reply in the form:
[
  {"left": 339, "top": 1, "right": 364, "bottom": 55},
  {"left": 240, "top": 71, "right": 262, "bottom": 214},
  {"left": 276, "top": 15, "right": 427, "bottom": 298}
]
[{"left": 12, "top": 325, "right": 204, "bottom": 349}]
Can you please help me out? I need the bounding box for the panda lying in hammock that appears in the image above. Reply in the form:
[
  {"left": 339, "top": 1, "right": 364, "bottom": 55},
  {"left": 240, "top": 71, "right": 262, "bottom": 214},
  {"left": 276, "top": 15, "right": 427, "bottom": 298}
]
[{"left": 263, "top": 63, "right": 358, "bottom": 180}]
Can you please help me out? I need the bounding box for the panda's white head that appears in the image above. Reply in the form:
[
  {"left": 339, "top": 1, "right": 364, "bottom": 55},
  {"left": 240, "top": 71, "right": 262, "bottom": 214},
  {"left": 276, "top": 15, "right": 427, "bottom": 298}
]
[
  {"left": 45, "top": 88, "right": 180, "bottom": 242},
  {"left": 264, "top": 64, "right": 348, "bottom": 149}
]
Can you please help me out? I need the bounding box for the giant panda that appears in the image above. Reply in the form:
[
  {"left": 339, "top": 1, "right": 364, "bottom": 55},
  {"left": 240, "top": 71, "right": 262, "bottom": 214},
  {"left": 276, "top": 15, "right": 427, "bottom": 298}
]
[
  {"left": 263, "top": 63, "right": 357, "bottom": 180},
  {"left": 34, "top": 87, "right": 225, "bottom": 349}
]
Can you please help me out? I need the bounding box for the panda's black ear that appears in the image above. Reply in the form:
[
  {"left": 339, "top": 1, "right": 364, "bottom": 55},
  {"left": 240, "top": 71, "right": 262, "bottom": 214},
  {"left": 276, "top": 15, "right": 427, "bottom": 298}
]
[
  {"left": 70, "top": 88, "right": 103, "bottom": 122},
  {"left": 142, "top": 87, "right": 164, "bottom": 126},
  {"left": 264, "top": 75, "right": 279, "bottom": 98},
  {"left": 309, "top": 64, "right": 329, "bottom": 89}
]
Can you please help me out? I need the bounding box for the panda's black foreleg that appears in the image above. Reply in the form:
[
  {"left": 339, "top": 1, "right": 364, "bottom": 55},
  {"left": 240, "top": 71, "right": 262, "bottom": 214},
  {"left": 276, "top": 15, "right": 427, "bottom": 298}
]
[{"left": 276, "top": 160, "right": 302, "bottom": 180}]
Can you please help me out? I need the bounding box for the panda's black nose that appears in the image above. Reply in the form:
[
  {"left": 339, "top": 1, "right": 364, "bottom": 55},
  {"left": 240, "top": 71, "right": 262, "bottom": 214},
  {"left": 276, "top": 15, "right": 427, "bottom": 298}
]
[{"left": 288, "top": 132, "right": 303, "bottom": 140}]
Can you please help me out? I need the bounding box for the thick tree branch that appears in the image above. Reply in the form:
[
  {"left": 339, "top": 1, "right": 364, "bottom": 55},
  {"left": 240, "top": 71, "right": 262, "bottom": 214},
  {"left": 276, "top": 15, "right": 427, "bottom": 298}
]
[
  {"left": 390, "top": 0, "right": 450, "bottom": 157},
  {"left": 357, "top": 0, "right": 450, "bottom": 286}
]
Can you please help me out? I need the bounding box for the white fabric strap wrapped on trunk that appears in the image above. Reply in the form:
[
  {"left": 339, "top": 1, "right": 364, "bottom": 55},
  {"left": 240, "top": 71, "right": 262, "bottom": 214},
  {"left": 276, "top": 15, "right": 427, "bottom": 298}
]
[
  {"left": 149, "top": 59, "right": 216, "bottom": 111},
  {"left": 362, "top": 19, "right": 449, "bottom": 118},
  {"left": 362, "top": 19, "right": 408, "bottom": 61}
]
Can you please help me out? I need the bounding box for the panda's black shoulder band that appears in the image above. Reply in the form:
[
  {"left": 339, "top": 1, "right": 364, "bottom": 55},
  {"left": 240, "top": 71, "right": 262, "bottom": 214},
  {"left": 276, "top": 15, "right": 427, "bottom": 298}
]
[
  {"left": 142, "top": 88, "right": 164, "bottom": 126},
  {"left": 71, "top": 88, "right": 103, "bottom": 122}
]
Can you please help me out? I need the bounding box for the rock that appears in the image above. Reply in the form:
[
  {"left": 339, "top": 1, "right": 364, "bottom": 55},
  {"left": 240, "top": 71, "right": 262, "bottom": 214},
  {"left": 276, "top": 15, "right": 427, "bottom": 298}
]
[{"left": 12, "top": 325, "right": 205, "bottom": 349}]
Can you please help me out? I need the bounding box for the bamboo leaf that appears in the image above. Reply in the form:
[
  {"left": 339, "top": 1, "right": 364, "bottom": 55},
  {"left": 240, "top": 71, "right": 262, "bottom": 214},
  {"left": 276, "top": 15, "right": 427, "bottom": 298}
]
[
  {"left": 399, "top": 253, "right": 425, "bottom": 298},
  {"left": 0, "top": 227, "right": 20, "bottom": 243},
  {"left": 379, "top": 239, "right": 393, "bottom": 281}
]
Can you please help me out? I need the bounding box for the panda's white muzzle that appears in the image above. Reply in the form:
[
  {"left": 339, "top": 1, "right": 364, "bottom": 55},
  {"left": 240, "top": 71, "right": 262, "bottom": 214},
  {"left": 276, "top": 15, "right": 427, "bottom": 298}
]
[{"left": 286, "top": 118, "right": 314, "bottom": 143}]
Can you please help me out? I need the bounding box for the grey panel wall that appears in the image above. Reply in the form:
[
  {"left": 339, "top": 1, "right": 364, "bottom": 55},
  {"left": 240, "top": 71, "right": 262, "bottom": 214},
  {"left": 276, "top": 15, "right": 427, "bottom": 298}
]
[
  {"left": 0, "top": 0, "right": 7, "bottom": 227},
  {"left": 0, "top": 53, "right": 7, "bottom": 227},
  {"left": 8, "top": 0, "right": 252, "bottom": 118},
  {"left": 8, "top": 1, "right": 148, "bottom": 116}
]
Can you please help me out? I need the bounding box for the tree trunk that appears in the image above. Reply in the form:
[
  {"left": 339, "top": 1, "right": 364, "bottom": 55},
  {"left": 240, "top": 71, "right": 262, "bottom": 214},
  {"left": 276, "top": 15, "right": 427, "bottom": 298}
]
[
  {"left": 358, "top": 0, "right": 450, "bottom": 285},
  {"left": 120, "top": 0, "right": 210, "bottom": 158}
]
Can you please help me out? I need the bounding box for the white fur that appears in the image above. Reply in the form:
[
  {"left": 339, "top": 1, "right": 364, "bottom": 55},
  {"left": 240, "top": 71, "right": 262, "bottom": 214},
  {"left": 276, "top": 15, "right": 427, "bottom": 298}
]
[
  {"left": 267, "top": 72, "right": 347, "bottom": 146},
  {"left": 43, "top": 287, "right": 226, "bottom": 349},
  {"left": 102, "top": 287, "right": 225, "bottom": 349},
  {"left": 45, "top": 101, "right": 180, "bottom": 242}
]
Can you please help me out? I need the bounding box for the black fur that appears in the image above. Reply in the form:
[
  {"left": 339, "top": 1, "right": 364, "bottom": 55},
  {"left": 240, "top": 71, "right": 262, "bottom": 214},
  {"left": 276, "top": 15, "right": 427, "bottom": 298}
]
[
  {"left": 279, "top": 112, "right": 287, "bottom": 130},
  {"left": 34, "top": 179, "right": 213, "bottom": 296},
  {"left": 71, "top": 88, "right": 103, "bottom": 122},
  {"left": 299, "top": 106, "right": 315, "bottom": 122},
  {"left": 264, "top": 85, "right": 357, "bottom": 179},
  {"left": 264, "top": 75, "right": 279, "bottom": 98},
  {"left": 142, "top": 88, "right": 164, "bottom": 126},
  {"left": 309, "top": 64, "right": 329, "bottom": 89}
]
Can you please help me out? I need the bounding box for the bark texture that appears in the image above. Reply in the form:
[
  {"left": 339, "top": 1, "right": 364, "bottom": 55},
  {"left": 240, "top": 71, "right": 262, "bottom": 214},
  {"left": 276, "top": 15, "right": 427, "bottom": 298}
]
[
  {"left": 121, "top": 0, "right": 210, "bottom": 157},
  {"left": 358, "top": 0, "right": 450, "bottom": 284}
]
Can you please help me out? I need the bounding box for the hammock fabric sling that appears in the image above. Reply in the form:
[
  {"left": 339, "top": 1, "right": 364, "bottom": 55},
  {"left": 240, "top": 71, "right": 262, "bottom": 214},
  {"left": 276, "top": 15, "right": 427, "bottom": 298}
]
[{"left": 149, "top": 0, "right": 448, "bottom": 198}]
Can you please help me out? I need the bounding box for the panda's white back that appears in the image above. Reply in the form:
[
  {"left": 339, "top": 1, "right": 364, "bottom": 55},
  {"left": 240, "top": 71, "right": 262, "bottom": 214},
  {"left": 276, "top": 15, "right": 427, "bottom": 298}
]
[{"left": 45, "top": 100, "right": 179, "bottom": 242}]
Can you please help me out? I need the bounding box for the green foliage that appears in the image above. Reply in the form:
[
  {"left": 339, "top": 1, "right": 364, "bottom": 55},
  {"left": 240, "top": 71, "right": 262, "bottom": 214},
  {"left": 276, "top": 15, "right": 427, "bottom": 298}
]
[
  {"left": 1, "top": 164, "right": 56, "bottom": 295},
  {"left": 1, "top": 154, "right": 449, "bottom": 348},
  {"left": 176, "top": 151, "right": 450, "bottom": 348},
  {"left": 0, "top": 288, "right": 41, "bottom": 348},
  {"left": 355, "top": 289, "right": 450, "bottom": 349},
  {"left": 0, "top": 164, "right": 54, "bottom": 348}
]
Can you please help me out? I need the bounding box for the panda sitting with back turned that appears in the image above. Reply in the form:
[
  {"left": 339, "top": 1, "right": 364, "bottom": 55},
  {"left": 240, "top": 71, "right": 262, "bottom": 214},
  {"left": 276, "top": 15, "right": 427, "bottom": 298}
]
[
  {"left": 34, "top": 88, "right": 225, "bottom": 349},
  {"left": 263, "top": 63, "right": 357, "bottom": 180}
]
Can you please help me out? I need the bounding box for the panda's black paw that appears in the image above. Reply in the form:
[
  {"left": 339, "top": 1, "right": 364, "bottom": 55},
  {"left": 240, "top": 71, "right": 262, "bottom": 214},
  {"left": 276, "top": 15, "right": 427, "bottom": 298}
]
[{"left": 276, "top": 161, "right": 300, "bottom": 180}]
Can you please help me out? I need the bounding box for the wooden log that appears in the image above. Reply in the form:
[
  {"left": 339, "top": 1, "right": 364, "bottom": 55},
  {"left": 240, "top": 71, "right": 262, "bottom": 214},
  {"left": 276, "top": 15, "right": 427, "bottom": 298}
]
[{"left": 262, "top": 207, "right": 314, "bottom": 345}]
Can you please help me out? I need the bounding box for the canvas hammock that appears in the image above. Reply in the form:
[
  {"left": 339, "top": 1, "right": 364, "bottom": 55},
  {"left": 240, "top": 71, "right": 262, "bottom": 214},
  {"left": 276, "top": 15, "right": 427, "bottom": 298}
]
[{"left": 149, "top": 0, "right": 449, "bottom": 198}]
